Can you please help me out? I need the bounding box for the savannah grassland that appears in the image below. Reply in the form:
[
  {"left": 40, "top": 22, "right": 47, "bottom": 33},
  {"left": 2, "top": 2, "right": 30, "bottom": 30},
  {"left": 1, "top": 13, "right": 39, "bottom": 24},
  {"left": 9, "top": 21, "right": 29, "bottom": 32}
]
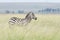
[{"left": 0, "top": 14, "right": 60, "bottom": 40}]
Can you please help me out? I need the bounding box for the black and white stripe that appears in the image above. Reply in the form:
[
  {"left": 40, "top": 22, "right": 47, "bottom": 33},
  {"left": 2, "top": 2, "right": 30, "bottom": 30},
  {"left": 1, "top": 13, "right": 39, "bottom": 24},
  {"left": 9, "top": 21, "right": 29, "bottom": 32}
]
[
  {"left": 8, "top": 17, "right": 21, "bottom": 25},
  {"left": 8, "top": 12, "right": 37, "bottom": 26}
]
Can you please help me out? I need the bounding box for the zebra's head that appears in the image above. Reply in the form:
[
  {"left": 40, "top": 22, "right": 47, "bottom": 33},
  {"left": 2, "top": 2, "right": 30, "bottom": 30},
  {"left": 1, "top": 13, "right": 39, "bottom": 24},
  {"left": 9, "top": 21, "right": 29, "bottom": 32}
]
[{"left": 25, "top": 12, "right": 37, "bottom": 20}]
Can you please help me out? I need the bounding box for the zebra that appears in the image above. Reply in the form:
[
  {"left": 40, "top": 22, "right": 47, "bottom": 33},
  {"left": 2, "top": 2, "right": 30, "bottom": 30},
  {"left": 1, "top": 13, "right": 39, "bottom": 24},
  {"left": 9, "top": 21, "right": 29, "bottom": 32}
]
[{"left": 8, "top": 12, "right": 37, "bottom": 26}]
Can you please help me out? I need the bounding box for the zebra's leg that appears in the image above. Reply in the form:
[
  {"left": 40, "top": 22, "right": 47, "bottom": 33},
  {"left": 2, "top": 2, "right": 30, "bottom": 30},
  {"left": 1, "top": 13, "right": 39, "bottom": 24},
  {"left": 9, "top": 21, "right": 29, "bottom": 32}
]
[
  {"left": 8, "top": 21, "right": 15, "bottom": 29},
  {"left": 9, "top": 24, "right": 13, "bottom": 29}
]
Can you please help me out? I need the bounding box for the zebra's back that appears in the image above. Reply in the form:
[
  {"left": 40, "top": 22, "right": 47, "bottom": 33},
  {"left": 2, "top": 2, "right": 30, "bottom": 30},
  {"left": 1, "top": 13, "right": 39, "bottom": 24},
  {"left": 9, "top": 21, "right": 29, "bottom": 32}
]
[{"left": 8, "top": 17, "right": 21, "bottom": 25}]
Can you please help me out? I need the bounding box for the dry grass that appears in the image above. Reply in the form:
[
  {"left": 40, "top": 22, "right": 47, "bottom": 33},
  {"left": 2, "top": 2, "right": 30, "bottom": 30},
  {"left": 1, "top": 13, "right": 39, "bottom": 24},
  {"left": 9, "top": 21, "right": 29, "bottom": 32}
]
[{"left": 0, "top": 14, "right": 60, "bottom": 40}]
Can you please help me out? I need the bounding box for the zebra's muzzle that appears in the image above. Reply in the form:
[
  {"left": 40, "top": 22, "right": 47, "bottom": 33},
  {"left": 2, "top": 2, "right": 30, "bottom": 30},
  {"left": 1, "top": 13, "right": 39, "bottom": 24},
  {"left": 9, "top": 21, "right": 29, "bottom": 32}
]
[{"left": 35, "top": 17, "right": 37, "bottom": 20}]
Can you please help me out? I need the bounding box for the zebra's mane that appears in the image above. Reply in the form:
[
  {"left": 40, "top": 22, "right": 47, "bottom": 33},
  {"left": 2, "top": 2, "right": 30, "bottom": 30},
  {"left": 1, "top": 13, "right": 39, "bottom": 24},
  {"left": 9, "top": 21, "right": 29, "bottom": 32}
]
[{"left": 25, "top": 12, "right": 34, "bottom": 18}]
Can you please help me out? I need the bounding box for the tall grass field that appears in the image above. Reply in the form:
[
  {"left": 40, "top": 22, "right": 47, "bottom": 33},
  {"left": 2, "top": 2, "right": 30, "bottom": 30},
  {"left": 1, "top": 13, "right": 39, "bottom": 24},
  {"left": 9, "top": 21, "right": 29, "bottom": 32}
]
[{"left": 0, "top": 14, "right": 60, "bottom": 40}]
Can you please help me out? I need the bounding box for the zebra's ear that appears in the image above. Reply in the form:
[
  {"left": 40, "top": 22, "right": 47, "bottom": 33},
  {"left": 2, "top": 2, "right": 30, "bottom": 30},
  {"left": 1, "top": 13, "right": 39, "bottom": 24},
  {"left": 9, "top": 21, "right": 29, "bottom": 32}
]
[
  {"left": 30, "top": 12, "right": 34, "bottom": 15},
  {"left": 29, "top": 12, "right": 32, "bottom": 13}
]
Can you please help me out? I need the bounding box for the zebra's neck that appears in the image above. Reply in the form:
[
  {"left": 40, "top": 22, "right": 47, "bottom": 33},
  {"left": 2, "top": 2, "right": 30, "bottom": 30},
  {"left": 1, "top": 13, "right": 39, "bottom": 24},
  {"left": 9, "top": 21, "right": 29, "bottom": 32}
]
[{"left": 25, "top": 17, "right": 32, "bottom": 23}]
